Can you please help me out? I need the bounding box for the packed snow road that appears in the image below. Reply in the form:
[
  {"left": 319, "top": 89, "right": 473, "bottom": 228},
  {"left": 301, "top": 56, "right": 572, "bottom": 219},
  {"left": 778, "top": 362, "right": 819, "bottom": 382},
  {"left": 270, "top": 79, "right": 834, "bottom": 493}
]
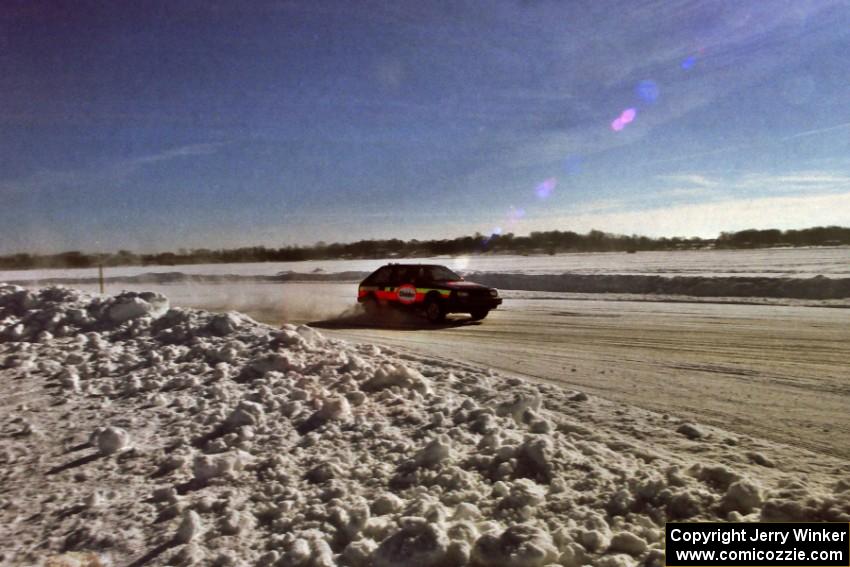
[{"left": 286, "top": 290, "right": 850, "bottom": 460}]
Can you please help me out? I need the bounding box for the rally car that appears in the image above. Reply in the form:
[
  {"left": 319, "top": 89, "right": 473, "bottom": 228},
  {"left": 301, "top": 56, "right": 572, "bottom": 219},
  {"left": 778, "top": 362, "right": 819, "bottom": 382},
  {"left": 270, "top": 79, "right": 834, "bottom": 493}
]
[{"left": 357, "top": 263, "right": 502, "bottom": 322}]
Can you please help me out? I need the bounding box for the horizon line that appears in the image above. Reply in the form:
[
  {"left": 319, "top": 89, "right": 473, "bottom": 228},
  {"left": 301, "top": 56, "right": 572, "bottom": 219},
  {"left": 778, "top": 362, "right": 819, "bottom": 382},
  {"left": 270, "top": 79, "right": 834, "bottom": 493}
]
[{"left": 2, "top": 224, "right": 848, "bottom": 259}]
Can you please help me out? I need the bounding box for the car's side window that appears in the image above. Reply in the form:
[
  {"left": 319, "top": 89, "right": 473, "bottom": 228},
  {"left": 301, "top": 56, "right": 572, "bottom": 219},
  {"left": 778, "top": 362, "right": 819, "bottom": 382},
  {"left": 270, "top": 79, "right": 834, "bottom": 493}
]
[{"left": 396, "top": 266, "right": 414, "bottom": 283}]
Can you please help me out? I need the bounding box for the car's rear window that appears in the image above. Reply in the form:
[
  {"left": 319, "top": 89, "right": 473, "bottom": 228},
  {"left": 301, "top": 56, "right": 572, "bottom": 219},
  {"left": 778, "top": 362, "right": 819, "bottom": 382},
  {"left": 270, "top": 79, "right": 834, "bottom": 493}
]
[{"left": 370, "top": 267, "right": 393, "bottom": 285}]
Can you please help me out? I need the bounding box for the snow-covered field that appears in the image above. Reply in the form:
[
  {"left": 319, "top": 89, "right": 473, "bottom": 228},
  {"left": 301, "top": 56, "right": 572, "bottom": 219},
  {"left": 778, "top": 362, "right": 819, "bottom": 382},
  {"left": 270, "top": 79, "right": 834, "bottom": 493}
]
[
  {"left": 3, "top": 285, "right": 849, "bottom": 567},
  {"left": 2, "top": 246, "right": 849, "bottom": 283},
  {"left": 4, "top": 248, "right": 850, "bottom": 305}
]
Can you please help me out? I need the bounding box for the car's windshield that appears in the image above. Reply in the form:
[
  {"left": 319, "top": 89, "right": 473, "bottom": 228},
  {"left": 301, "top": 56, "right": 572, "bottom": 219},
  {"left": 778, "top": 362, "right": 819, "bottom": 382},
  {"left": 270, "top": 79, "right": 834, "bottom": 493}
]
[{"left": 426, "top": 266, "right": 462, "bottom": 281}]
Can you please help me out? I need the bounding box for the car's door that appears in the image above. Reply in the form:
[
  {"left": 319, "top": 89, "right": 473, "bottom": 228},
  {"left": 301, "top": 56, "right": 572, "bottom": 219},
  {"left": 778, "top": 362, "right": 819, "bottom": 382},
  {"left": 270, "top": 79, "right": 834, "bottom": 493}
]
[{"left": 393, "top": 266, "right": 419, "bottom": 305}]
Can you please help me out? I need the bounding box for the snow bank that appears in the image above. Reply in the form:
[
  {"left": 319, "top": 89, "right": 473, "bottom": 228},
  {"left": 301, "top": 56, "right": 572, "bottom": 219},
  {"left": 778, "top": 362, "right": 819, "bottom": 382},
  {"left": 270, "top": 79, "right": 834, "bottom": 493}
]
[{"left": 1, "top": 283, "right": 848, "bottom": 566}]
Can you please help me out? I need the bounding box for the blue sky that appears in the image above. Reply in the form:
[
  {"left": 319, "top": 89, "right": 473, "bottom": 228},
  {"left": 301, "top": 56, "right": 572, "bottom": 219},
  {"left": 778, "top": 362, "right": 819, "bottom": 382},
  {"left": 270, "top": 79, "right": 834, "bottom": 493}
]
[{"left": 1, "top": 0, "right": 849, "bottom": 253}]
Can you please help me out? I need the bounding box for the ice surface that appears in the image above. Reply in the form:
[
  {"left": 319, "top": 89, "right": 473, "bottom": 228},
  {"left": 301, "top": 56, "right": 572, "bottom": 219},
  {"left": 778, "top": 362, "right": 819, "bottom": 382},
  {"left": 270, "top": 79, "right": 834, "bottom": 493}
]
[{"left": 4, "top": 249, "right": 849, "bottom": 309}]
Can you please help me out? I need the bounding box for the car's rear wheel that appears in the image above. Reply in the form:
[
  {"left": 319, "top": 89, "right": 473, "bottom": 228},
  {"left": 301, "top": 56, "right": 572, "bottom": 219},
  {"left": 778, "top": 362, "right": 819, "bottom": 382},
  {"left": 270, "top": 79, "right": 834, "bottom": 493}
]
[
  {"left": 470, "top": 309, "right": 489, "bottom": 321},
  {"left": 424, "top": 298, "right": 445, "bottom": 323}
]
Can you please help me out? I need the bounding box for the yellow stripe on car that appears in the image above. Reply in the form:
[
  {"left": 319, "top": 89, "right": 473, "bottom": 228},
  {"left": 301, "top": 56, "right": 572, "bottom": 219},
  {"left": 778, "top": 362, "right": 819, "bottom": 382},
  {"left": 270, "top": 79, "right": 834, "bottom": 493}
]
[{"left": 416, "top": 288, "right": 451, "bottom": 297}]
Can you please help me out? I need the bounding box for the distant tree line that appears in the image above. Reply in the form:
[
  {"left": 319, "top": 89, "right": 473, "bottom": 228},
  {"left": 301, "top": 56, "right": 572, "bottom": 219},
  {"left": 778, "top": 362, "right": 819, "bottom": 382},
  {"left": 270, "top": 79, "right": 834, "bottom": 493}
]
[
  {"left": 1, "top": 226, "right": 848, "bottom": 271},
  {"left": 714, "top": 226, "right": 850, "bottom": 249}
]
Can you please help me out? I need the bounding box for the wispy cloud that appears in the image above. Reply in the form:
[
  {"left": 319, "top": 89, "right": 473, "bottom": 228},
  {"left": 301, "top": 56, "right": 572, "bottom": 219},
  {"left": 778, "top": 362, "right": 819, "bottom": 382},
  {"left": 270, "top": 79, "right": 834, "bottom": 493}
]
[
  {"left": 657, "top": 174, "right": 719, "bottom": 188},
  {"left": 489, "top": 1, "right": 848, "bottom": 172},
  {"left": 656, "top": 187, "right": 714, "bottom": 199},
  {"left": 525, "top": 191, "right": 850, "bottom": 238},
  {"left": 570, "top": 198, "right": 633, "bottom": 215},
  {"left": 1, "top": 142, "right": 227, "bottom": 194},
  {"left": 782, "top": 121, "right": 850, "bottom": 141},
  {"left": 644, "top": 122, "right": 850, "bottom": 168},
  {"left": 524, "top": 170, "right": 850, "bottom": 232},
  {"left": 131, "top": 143, "right": 225, "bottom": 165},
  {"left": 652, "top": 170, "right": 850, "bottom": 198},
  {"left": 734, "top": 171, "right": 850, "bottom": 193}
]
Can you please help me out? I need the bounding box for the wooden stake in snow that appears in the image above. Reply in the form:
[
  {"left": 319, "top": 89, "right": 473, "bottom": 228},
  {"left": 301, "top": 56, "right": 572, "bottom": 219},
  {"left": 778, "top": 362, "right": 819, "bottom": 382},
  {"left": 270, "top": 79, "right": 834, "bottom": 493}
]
[{"left": 98, "top": 264, "right": 104, "bottom": 295}]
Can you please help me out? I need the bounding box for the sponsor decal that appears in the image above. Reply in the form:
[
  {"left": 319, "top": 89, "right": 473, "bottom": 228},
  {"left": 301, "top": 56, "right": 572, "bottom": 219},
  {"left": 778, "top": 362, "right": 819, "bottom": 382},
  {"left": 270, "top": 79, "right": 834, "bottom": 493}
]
[{"left": 397, "top": 284, "right": 417, "bottom": 304}]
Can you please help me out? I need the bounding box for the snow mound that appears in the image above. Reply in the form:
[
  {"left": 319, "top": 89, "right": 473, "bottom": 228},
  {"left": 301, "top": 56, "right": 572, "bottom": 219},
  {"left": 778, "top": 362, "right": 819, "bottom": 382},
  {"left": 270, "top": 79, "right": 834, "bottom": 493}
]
[
  {"left": 362, "top": 364, "right": 432, "bottom": 394},
  {"left": 0, "top": 285, "right": 169, "bottom": 341},
  {"left": 94, "top": 426, "right": 131, "bottom": 455},
  {"left": 372, "top": 517, "right": 453, "bottom": 567},
  {"left": 2, "top": 284, "right": 848, "bottom": 566},
  {"left": 471, "top": 524, "right": 558, "bottom": 567}
]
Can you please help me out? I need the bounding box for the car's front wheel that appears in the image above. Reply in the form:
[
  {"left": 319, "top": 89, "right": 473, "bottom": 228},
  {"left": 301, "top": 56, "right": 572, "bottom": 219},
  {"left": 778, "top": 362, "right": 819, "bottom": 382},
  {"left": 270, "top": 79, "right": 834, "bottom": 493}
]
[
  {"left": 424, "top": 298, "right": 445, "bottom": 323},
  {"left": 470, "top": 309, "right": 489, "bottom": 321}
]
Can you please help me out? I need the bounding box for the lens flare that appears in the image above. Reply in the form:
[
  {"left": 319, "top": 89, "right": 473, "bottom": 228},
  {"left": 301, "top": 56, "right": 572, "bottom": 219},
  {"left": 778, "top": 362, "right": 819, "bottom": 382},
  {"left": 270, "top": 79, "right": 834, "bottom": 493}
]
[
  {"left": 508, "top": 207, "right": 526, "bottom": 223},
  {"left": 535, "top": 177, "right": 557, "bottom": 199},
  {"left": 610, "top": 108, "right": 636, "bottom": 132},
  {"left": 482, "top": 227, "right": 502, "bottom": 247},
  {"left": 636, "top": 80, "right": 659, "bottom": 102},
  {"left": 682, "top": 55, "right": 696, "bottom": 70}
]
